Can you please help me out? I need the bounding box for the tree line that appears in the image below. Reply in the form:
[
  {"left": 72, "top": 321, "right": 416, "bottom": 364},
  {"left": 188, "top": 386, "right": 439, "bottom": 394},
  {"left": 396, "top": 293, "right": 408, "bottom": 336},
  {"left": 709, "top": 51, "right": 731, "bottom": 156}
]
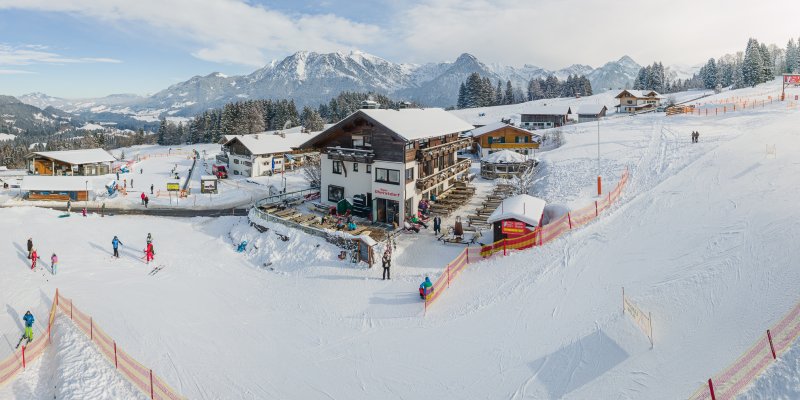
[
  {"left": 156, "top": 92, "right": 415, "bottom": 146},
  {"left": 455, "top": 72, "right": 592, "bottom": 109},
  {"left": 697, "top": 37, "right": 799, "bottom": 91}
]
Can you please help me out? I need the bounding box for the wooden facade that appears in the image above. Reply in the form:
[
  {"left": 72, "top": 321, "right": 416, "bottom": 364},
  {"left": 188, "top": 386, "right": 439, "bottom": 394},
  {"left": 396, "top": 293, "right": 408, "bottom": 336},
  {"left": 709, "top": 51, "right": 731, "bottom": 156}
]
[
  {"left": 474, "top": 125, "right": 539, "bottom": 149},
  {"left": 28, "top": 190, "right": 89, "bottom": 201}
]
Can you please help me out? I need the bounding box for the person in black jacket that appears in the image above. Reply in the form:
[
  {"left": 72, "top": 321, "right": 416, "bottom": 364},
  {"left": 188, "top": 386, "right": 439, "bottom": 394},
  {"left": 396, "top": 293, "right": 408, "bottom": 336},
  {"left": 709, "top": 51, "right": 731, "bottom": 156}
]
[
  {"left": 26, "top": 238, "right": 33, "bottom": 259},
  {"left": 433, "top": 215, "right": 442, "bottom": 236},
  {"left": 381, "top": 249, "right": 391, "bottom": 280}
]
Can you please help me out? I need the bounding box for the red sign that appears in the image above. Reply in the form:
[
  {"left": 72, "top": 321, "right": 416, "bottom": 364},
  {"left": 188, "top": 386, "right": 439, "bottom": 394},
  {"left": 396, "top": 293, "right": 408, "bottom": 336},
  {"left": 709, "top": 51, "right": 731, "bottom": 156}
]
[
  {"left": 501, "top": 220, "right": 527, "bottom": 235},
  {"left": 784, "top": 74, "right": 800, "bottom": 84},
  {"left": 374, "top": 187, "right": 401, "bottom": 198}
]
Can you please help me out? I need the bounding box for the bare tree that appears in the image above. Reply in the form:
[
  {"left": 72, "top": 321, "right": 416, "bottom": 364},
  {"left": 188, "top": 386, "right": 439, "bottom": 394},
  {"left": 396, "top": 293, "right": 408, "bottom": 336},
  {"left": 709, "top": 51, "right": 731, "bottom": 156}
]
[{"left": 302, "top": 153, "right": 321, "bottom": 188}]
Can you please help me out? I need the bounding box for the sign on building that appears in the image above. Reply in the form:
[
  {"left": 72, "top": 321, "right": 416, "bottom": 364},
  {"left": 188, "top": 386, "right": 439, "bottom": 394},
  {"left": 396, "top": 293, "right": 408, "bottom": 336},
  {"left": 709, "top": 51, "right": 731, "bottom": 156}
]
[{"left": 501, "top": 220, "right": 527, "bottom": 235}]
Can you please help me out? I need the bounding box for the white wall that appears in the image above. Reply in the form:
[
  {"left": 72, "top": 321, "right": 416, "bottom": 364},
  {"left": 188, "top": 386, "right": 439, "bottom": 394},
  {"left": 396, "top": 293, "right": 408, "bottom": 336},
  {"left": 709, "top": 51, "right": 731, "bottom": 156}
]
[{"left": 320, "top": 156, "right": 372, "bottom": 205}]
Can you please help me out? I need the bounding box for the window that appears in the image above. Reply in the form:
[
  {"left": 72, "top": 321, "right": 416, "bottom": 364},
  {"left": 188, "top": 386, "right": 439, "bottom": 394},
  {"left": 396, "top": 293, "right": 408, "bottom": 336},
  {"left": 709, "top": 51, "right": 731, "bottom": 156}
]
[
  {"left": 233, "top": 159, "right": 240, "bottom": 164},
  {"left": 328, "top": 185, "right": 345, "bottom": 202},
  {"left": 376, "top": 168, "right": 400, "bottom": 184},
  {"left": 243, "top": 161, "right": 252, "bottom": 166},
  {"left": 366, "top": 164, "right": 372, "bottom": 173},
  {"left": 353, "top": 162, "right": 359, "bottom": 172},
  {"left": 405, "top": 167, "right": 414, "bottom": 183},
  {"left": 627, "top": 100, "right": 633, "bottom": 105},
  {"left": 353, "top": 135, "right": 371, "bottom": 148},
  {"left": 332, "top": 160, "right": 342, "bottom": 174},
  {"left": 405, "top": 142, "right": 414, "bottom": 151}
]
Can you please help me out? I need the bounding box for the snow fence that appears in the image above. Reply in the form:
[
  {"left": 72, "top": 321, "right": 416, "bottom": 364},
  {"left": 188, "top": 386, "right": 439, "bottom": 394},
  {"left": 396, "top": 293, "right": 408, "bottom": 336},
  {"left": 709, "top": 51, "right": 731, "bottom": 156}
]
[
  {"left": 687, "top": 299, "right": 800, "bottom": 400},
  {"left": 424, "top": 168, "right": 629, "bottom": 312},
  {"left": 0, "top": 290, "right": 186, "bottom": 400}
]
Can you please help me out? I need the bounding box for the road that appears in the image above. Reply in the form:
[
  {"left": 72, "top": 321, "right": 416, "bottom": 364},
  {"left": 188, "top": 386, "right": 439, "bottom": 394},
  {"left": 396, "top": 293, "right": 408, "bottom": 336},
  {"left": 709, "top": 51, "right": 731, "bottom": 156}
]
[{"left": 1, "top": 204, "right": 250, "bottom": 217}]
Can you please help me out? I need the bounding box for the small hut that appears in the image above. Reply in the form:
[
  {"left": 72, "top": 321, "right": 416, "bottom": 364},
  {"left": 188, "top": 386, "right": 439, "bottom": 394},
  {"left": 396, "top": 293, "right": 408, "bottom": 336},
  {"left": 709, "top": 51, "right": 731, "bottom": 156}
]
[
  {"left": 480, "top": 150, "right": 536, "bottom": 179},
  {"left": 22, "top": 176, "right": 93, "bottom": 201},
  {"left": 200, "top": 175, "right": 218, "bottom": 194},
  {"left": 486, "top": 194, "right": 546, "bottom": 242}
]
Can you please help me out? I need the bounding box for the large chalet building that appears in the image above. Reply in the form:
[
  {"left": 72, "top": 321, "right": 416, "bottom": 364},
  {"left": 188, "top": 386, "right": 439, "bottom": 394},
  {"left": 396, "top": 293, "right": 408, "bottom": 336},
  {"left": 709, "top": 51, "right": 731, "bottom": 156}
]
[
  {"left": 299, "top": 108, "right": 474, "bottom": 226},
  {"left": 615, "top": 90, "right": 663, "bottom": 113}
]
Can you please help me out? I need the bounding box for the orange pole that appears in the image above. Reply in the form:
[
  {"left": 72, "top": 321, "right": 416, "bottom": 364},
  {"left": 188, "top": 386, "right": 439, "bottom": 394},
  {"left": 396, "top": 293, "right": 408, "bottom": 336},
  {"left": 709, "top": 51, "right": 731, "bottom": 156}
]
[{"left": 597, "top": 176, "right": 602, "bottom": 195}]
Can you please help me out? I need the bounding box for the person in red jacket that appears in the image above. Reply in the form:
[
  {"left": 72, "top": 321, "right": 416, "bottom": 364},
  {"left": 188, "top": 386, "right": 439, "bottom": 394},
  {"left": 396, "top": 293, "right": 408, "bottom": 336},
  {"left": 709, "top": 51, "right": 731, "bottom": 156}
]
[
  {"left": 144, "top": 242, "right": 155, "bottom": 264},
  {"left": 30, "top": 249, "right": 39, "bottom": 270},
  {"left": 140, "top": 191, "right": 146, "bottom": 205}
]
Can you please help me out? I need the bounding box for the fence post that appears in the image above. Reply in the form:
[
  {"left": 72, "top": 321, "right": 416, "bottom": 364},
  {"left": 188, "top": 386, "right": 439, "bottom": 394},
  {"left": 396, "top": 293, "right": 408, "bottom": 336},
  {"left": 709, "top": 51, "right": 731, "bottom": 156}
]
[
  {"left": 22, "top": 345, "right": 26, "bottom": 368},
  {"left": 708, "top": 378, "right": 716, "bottom": 400},
  {"left": 503, "top": 239, "right": 507, "bottom": 256},
  {"left": 767, "top": 329, "right": 776, "bottom": 360},
  {"left": 150, "top": 369, "right": 154, "bottom": 399},
  {"left": 447, "top": 264, "right": 450, "bottom": 288},
  {"left": 465, "top": 248, "right": 469, "bottom": 264},
  {"left": 70, "top": 300, "right": 73, "bottom": 320},
  {"left": 595, "top": 201, "right": 598, "bottom": 216},
  {"left": 568, "top": 212, "right": 572, "bottom": 229},
  {"left": 114, "top": 341, "right": 118, "bottom": 369}
]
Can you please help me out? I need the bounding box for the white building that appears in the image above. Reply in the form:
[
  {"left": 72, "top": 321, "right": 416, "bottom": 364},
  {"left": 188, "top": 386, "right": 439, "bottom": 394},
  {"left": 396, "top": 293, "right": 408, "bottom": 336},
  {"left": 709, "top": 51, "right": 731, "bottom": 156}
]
[
  {"left": 221, "top": 132, "right": 321, "bottom": 177},
  {"left": 299, "top": 108, "right": 475, "bottom": 225},
  {"left": 614, "top": 90, "right": 663, "bottom": 113}
]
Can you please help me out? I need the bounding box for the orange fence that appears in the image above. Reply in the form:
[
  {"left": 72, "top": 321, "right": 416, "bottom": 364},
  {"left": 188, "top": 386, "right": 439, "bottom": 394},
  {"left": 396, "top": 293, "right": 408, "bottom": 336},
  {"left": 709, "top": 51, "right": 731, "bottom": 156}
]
[
  {"left": 0, "top": 290, "right": 185, "bottom": 399},
  {"left": 687, "top": 299, "right": 800, "bottom": 400},
  {"left": 54, "top": 291, "right": 186, "bottom": 400},
  {"left": 424, "top": 169, "right": 630, "bottom": 311},
  {"left": 0, "top": 290, "right": 58, "bottom": 388}
]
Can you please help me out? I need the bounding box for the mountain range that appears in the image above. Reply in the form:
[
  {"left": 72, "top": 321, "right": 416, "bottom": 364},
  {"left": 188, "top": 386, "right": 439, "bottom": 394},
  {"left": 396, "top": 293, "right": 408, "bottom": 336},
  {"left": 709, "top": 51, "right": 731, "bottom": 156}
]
[{"left": 17, "top": 51, "right": 650, "bottom": 120}]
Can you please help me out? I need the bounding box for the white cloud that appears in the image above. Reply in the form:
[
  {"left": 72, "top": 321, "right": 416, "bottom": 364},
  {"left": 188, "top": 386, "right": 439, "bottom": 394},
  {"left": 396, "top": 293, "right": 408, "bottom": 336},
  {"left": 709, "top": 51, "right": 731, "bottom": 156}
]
[
  {"left": 0, "top": 44, "right": 122, "bottom": 65},
  {"left": 395, "top": 0, "right": 800, "bottom": 68},
  {"left": 0, "top": 0, "right": 383, "bottom": 67},
  {"left": 0, "top": 69, "right": 35, "bottom": 74}
]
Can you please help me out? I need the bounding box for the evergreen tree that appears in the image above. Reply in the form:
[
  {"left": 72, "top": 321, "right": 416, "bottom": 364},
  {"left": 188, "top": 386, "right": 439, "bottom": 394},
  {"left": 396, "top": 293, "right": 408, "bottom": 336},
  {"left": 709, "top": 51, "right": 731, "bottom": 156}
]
[
  {"left": 156, "top": 119, "right": 167, "bottom": 145},
  {"left": 787, "top": 39, "right": 799, "bottom": 73},
  {"left": 759, "top": 42, "right": 774, "bottom": 82},
  {"left": 504, "top": 80, "right": 514, "bottom": 105},
  {"left": 701, "top": 58, "right": 717, "bottom": 89},
  {"left": 743, "top": 38, "right": 764, "bottom": 87},
  {"left": 457, "top": 82, "right": 467, "bottom": 109},
  {"left": 495, "top": 80, "right": 503, "bottom": 106}
]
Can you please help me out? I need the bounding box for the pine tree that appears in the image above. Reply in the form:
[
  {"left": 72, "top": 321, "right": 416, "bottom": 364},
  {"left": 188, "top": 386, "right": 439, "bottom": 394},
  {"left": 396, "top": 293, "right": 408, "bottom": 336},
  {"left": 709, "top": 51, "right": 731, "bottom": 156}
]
[
  {"left": 504, "top": 80, "right": 514, "bottom": 105},
  {"left": 743, "top": 38, "right": 764, "bottom": 87},
  {"left": 457, "top": 82, "right": 467, "bottom": 109},
  {"left": 702, "top": 58, "right": 717, "bottom": 89},
  {"left": 494, "top": 80, "right": 503, "bottom": 106},
  {"left": 156, "top": 119, "right": 167, "bottom": 145},
  {"left": 527, "top": 79, "right": 544, "bottom": 100},
  {"left": 759, "top": 43, "right": 774, "bottom": 82},
  {"left": 788, "top": 39, "right": 799, "bottom": 73}
]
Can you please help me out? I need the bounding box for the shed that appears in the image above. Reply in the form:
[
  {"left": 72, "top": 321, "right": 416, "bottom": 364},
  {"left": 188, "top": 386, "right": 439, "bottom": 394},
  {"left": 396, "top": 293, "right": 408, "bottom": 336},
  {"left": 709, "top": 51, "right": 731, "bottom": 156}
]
[
  {"left": 486, "top": 194, "right": 546, "bottom": 240},
  {"left": 576, "top": 105, "right": 608, "bottom": 121},
  {"left": 200, "top": 175, "right": 218, "bottom": 194},
  {"left": 520, "top": 106, "right": 572, "bottom": 130},
  {"left": 22, "top": 176, "right": 94, "bottom": 201},
  {"left": 27, "top": 149, "right": 115, "bottom": 176}
]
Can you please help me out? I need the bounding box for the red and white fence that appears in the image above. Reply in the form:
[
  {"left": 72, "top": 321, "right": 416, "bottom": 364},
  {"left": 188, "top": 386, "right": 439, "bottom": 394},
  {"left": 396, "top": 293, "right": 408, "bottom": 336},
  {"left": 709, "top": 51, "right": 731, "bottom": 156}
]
[
  {"left": 687, "top": 300, "right": 800, "bottom": 400},
  {"left": 0, "top": 290, "right": 185, "bottom": 400},
  {"left": 424, "top": 169, "right": 630, "bottom": 310}
]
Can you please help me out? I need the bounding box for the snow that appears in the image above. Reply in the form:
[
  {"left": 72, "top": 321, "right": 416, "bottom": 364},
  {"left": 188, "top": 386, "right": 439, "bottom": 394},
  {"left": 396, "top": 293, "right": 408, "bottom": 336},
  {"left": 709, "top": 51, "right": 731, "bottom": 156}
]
[
  {"left": 2, "top": 79, "right": 800, "bottom": 399},
  {"left": 31, "top": 149, "right": 116, "bottom": 165},
  {"left": 0, "top": 133, "right": 15, "bottom": 141},
  {"left": 521, "top": 105, "right": 573, "bottom": 116},
  {"left": 486, "top": 194, "right": 546, "bottom": 227},
  {"left": 79, "top": 123, "right": 105, "bottom": 131},
  {"left": 576, "top": 104, "right": 608, "bottom": 115},
  {"left": 481, "top": 149, "right": 528, "bottom": 163},
  {"left": 21, "top": 176, "right": 94, "bottom": 191},
  {"left": 227, "top": 131, "right": 321, "bottom": 155}
]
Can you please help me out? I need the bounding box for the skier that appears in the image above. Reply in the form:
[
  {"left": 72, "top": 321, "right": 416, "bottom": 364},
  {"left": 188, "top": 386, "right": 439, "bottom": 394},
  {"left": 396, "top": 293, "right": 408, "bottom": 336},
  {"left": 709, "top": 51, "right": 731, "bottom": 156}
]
[
  {"left": 51, "top": 253, "right": 58, "bottom": 275},
  {"left": 30, "top": 249, "right": 39, "bottom": 270},
  {"left": 112, "top": 235, "right": 123, "bottom": 258},
  {"left": 82, "top": 207, "right": 87, "bottom": 217},
  {"left": 695, "top": 131, "right": 700, "bottom": 143},
  {"left": 381, "top": 249, "right": 391, "bottom": 280},
  {"left": 101, "top": 203, "right": 106, "bottom": 217},
  {"left": 116, "top": 172, "right": 120, "bottom": 180},
  {"left": 22, "top": 311, "right": 34, "bottom": 342},
  {"left": 140, "top": 192, "right": 146, "bottom": 205},
  {"left": 131, "top": 178, "right": 134, "bottom": 188},
  {"left": 419, "top": 276, "right": 433, "bottom": 299},
  {"left": 66, "top": 199, "right": 71, "bottom": 213},
  {"left": 150, "top": 184, "right": 154, "bottom": 195},
  {"left": 144, "top": 242, "right": 155, "bottom": 264},
  {"left": 144, "top": 195, "right": 149, "bottom": 208},
  {"left": 236, "top": 241, "right": 247, "bottom": 252},
  {"left": 26, "top": 237, "right": 33, "bottom": 259},
  {"left": 433, "top": 215, "right": 442, "bottom": 236}
]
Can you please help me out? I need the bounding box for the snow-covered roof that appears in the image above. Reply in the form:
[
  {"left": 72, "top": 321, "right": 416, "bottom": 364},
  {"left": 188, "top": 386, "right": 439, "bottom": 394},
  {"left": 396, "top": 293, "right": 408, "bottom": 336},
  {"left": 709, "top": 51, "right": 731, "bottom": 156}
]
[
  {"left": 520, "top": 106, "right": 572, "bottom": 116},
  {"left": 482, "top": 150, "right": 528, "bottom": 164},
  {"left": 486, "top": 194, "right": 546, "bottom": 227},
  {"left": 225, "top": 132, "right": 323, "bottom": 155},
  {"left": 22, "top": 176, "right": 94, "bottom": 191},
  {"left": 359, "top": 108, "right": 475, "bottom": 141},
  {"left": 200, "top": 175, "right": 218, "bottom": 180},
  {"left": 615, "top": 89, "right": 663, "bottom": 99},
  {"left": 30, "top": 149, "right": 116, "bottom": 165},
  {"left": 468, "top": 122, "right": 535, "bottom": 138},
  {"left": 576, "top": 104, "right": 608, "bottom": 115}
]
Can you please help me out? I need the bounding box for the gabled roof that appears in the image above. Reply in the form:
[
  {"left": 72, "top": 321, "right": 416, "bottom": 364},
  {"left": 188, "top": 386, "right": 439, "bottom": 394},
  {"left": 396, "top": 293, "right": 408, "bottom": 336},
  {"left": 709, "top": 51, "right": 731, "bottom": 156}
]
[
  {"left": 22, "top": 176, "right": 94, "bottom": 191},
  {"left": 481, "top": 150, "right": 528, "bottom": 163},
  {"left": 520, "top": 106, "right": 572, "bottom": 116},
  {"left": 29, "top": 149, "right": 116, "bottom": 165},
  {"left": 300, "top": 108, "right": 474, "bottom": 148},
  {"left": 615, "top": 89, "right": 663, "bottom": 99},
  {"left": 576, "top": 104, "right": 609, "bottom": 115},
  {"left": 224, "top": 132, "right": 323, "bottom": 155},
  {"left": 486, "top": 194, "right": 546, "bottom": 227},
  {"left": 468, "top": 122, "right": 537, "bottom": 138}
]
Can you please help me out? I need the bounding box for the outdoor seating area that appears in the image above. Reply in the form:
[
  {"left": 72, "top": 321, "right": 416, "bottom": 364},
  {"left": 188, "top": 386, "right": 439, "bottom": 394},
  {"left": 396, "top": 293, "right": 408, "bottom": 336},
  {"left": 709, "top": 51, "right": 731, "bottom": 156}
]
[
  {"left": 466, "top": 184, "right": 516, "bottom": 230},
  {"left": 257, "top": 202, "right": 386, "bottom": 242},
  {"left": 427, "top": 181, "right": 477, "bottom": 216}
]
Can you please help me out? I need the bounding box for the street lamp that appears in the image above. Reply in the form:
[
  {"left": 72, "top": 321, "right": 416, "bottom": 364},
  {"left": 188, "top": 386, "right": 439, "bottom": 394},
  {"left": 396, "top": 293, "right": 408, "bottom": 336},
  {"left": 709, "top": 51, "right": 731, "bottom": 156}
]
[{"left": 597, "top": 117, "right": 602, "bottom": 196}]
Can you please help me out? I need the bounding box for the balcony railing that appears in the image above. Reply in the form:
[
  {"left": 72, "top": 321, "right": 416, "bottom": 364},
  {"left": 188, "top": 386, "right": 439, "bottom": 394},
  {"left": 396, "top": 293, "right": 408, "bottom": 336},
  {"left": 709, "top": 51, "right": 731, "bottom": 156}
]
[
  {"left": 416, "top": 137, "right": 472, "bottom": 161},
  {"left": 416, "top": 158, "right": 471, "bottom": 191},
  {"left": 326, "top": 147, "right": 375, "bottom": 163},
  {"left": 484, "top": 142, "right": 540, "bottom": 149}
]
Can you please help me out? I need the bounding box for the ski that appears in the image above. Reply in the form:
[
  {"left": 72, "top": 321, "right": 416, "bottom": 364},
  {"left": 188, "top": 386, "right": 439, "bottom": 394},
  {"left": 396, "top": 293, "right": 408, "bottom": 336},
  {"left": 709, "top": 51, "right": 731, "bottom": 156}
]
[
  {"left": 15, "top": 334, "right": 26, "bottom": 349},
  {"left": 148, "top": 265, "right": 166, "bottom": 276}
]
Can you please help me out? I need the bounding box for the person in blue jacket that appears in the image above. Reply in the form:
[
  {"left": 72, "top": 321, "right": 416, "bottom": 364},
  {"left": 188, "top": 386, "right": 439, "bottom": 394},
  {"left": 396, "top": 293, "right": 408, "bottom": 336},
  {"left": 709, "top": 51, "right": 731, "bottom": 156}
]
[
  {"left": 23, "top": 311, "right": 34, "bottom": 342},
  {"left": 419, "top": 276, "right": 433, "bottom": 299},
  {"left": 112, "top": 235, "right": 123, "bottom": 258}
]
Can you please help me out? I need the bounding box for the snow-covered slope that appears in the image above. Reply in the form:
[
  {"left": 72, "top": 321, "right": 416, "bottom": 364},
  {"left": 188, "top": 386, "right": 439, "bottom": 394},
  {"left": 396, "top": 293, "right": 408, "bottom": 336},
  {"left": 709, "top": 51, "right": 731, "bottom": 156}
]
[{"left": 2, "top": 79, "right": 799, "bottom": 399}]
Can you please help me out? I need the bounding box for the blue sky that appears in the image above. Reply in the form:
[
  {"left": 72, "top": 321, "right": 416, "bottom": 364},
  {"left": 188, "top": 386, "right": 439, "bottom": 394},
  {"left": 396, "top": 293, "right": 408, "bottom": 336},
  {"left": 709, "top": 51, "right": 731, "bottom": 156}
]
[{"left": 1, "top": 0, "right": 799, "bottom": 99}]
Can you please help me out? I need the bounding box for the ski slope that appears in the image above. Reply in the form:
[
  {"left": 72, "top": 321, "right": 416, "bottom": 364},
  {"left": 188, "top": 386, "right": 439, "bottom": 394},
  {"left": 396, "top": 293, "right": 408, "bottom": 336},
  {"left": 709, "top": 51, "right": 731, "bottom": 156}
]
[{"left": 1, "top": 79, "right": 799, "bottom": 399}]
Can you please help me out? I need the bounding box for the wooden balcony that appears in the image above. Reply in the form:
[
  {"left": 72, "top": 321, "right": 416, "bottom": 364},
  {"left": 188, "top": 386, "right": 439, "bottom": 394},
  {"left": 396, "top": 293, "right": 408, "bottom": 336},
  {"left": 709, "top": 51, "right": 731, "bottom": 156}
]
[
  {"left": 484, "top": 142, "right": 540, "bottom": 149},
  {"left": 416, "top": 137, "right": 472, "bottom": 161},
  {"left": 326, "top": 147, "right": 375, "bottom": 163},
  {"left": 416, "top": 158, "right": 471, "bottom": 191}
]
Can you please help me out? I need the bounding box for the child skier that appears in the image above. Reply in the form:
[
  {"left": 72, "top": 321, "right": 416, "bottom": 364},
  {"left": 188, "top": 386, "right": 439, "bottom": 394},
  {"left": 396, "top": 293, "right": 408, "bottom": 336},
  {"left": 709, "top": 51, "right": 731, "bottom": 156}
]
[
  {"left": 26, "top": 237, "right": 33, "bottom": 259},
  {"left": 112, "top": 236, "right": 123, "bottom": 258},
  {"left": 30, "top": 249, "right": 38, "bottom": 270},
  {"left": 144, "top": 242, "right": 155, "bottom": 263},
  {"left": 22, "top": 311, "right": 34, "bottom": 342},
  {"left": 51, "top": 253, "right": 58, "bottom": 275},
  {"left": 419, "top": 276, "right": 433, "bottom": 300}
]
